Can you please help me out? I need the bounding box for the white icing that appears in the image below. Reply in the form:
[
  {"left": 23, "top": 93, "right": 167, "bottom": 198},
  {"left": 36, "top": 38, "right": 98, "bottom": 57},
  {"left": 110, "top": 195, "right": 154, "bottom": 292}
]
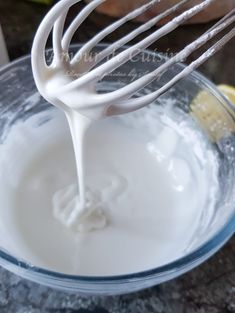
[
  {"left": 30, "top": 0, "right": 215, "bottom": 232},
  {"left": 0, "top": 105, "right": 219, "bottom": 275},
  {"left": 13, "top": 0, "right": 221, "bottom": 275}
]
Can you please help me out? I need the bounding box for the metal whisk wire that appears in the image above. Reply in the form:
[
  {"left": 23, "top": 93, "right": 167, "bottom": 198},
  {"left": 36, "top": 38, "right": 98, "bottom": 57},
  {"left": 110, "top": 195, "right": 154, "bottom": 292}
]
[{"left": 32, "top": 0, "right": 235, "bottom": 117}]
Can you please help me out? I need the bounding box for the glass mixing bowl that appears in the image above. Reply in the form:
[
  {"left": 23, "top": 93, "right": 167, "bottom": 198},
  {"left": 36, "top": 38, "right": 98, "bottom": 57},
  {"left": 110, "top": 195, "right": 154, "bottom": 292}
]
[{"left": 0, "top": 44, "right": 234, "bottom": 295}]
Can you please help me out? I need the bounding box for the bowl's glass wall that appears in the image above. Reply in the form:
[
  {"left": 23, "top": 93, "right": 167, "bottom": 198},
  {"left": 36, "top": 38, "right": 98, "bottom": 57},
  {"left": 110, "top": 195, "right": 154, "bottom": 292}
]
[{"left": 0, "top": 46, "right": 234, "bottom": 294}]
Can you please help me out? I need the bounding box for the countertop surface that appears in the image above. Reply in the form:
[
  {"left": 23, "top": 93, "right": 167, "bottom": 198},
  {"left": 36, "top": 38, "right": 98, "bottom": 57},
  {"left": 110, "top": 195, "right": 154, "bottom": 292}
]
[{"left": 0, "top": 0, "right": 235, "bottom": 312}]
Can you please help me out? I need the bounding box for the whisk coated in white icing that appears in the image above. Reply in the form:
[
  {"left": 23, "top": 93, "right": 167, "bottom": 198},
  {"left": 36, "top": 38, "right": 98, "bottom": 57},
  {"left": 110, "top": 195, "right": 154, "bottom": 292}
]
[
  {"left": 31, "top": 0, "right": 234, "bottom": 230},
  {"left": 32, "top": 0, "right": 235, "bottom": 118}
]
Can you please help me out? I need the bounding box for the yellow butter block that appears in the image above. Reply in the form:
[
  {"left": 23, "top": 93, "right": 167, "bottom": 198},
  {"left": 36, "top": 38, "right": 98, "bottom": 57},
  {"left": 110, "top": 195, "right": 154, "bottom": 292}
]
[{"left": 191, "top": 85, "right": 235, "bottom": 142}]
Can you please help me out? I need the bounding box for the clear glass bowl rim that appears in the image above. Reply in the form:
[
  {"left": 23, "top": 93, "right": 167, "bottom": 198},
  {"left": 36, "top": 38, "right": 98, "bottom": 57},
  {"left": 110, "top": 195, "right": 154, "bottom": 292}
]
[{"left": 0, "top": 44, "right": 234, "bottom": 285}]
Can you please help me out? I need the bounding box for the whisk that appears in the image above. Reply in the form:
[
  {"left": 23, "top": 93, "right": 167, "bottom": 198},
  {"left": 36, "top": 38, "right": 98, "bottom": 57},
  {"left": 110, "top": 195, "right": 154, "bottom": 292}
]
[{"left": 32, "top": 0, "right": 235, "bottom": 118}]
